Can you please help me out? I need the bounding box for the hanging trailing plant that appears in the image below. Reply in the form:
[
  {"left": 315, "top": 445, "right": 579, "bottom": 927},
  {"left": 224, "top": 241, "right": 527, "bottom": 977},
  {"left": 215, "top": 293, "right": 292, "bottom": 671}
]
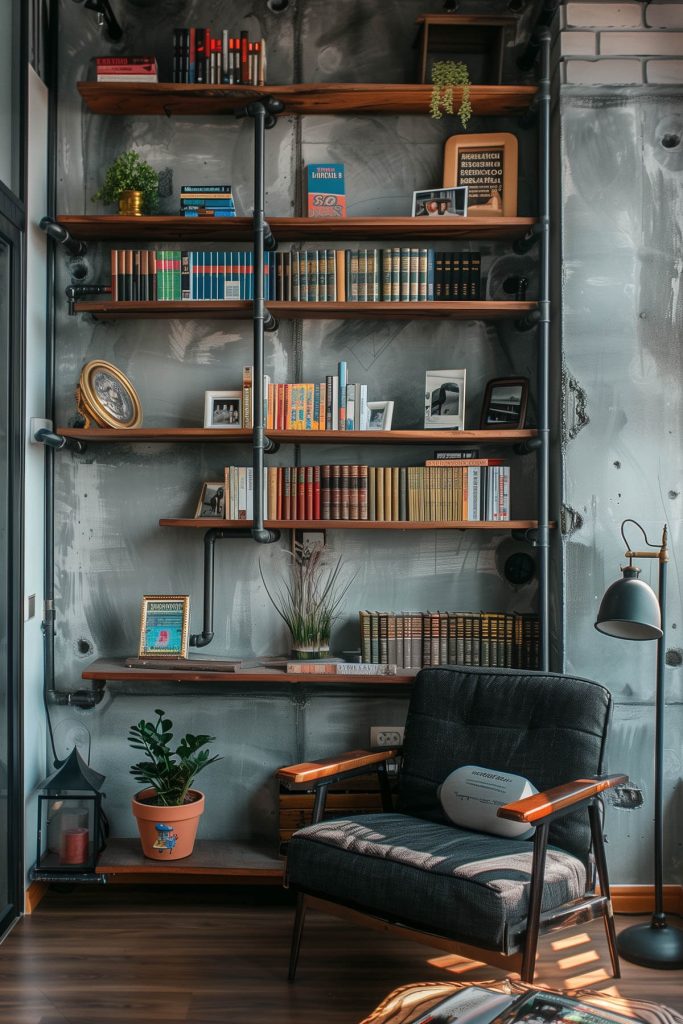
[{"left": 429, "top": 60, "right": 472, "bottom": 129}]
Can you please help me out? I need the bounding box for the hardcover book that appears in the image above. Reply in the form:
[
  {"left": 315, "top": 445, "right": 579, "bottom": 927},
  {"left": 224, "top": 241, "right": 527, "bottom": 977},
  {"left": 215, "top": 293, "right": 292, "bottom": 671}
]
[{"left": 306, "top": 164, "right": 346, "bottom": 218}]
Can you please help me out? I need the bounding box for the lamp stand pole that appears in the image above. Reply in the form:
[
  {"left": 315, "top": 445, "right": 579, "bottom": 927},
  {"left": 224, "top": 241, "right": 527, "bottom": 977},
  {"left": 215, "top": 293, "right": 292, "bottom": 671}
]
[{"left": 616, "top": 530, "right": 683, "bottom": 969}]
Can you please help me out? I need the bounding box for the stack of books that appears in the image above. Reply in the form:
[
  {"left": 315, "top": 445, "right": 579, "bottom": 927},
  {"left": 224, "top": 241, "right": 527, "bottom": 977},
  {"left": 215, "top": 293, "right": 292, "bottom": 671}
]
[
  {"left": 95, "top": 56, "right": 158, "bottom": 83},
  {"left": 271, "top": 248, "right": 482, "bottom": 302},
  {"left": 108, "top": 250, "right": 276, "bottom": 301},
  {"left": 221, "top": 462, "right": 511, "bottom": 523},
  {"left": 359, "top": 610, "right": 540, "bottom": 670},
  {"left": 241, "top": 362, "right": 369, "bottom": 432},
  {"left": 180, "top": 184, "right": 235, "bottom": 218},
  {"left": 172, "top": 28, "right": 266, "bottom": 85}
]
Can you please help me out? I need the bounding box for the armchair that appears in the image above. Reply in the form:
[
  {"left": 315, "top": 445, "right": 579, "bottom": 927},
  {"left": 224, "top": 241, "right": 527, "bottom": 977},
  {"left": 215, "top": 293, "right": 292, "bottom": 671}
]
[{"left": 278, "top": 666, "right": 626, "bottom": 984}]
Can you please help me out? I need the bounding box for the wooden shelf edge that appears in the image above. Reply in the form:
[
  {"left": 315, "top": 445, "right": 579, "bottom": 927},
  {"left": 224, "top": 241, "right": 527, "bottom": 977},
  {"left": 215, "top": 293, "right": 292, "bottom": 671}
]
[
  {"left": 95, "top": 838, "right": 284, "bottom": 879},
  {"left": 81, "top": 658, "right": 415, "bottom": 685},
  {"left": 159, "top": 518, "right": 542, "bottom": 530},
  {"left": 57, "top": 426, "right": 537, "bottom": 444}
]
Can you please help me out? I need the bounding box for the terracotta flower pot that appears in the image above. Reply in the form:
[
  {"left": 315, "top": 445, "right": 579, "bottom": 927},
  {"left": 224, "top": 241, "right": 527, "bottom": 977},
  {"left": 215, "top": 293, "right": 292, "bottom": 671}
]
[{"left": 132, "top": 788, "right": 205, "bottom": 860}]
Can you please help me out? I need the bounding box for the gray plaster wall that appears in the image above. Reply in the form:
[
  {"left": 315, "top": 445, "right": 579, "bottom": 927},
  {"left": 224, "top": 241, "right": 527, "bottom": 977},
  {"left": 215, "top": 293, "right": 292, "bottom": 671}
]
[
  {"left": 560, "top": 89, "right": 683, "bottom": 883},
  {"left": 51, "top": 0, "right": 544, "bottom": 847}
]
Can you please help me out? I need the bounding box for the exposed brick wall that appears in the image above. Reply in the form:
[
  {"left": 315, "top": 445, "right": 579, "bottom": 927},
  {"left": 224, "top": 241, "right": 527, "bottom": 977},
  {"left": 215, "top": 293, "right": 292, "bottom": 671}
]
[{"left": 554, "top": 2, "right": 683, "bottom": 85}]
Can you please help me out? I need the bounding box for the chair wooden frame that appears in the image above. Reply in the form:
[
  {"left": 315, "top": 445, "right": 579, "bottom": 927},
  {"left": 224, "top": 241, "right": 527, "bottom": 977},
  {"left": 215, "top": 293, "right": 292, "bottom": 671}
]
[{"left": 278, "top": 750, "right": 627, "bottom": 984}]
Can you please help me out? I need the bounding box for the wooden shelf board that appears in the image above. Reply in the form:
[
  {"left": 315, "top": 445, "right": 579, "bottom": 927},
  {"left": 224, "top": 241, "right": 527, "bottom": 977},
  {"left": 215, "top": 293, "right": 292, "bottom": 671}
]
[
  {"left": 57, "top": 214, "right": 538, "bottom": 243},
  {"left": 74, "top": 299, "right": 536, "bottom": 322},
  {"left": 57, "top": 426, "right": 537, "bottom": 445},
  {"left": 81, "top": 657, "right": 415, "bottom": 686},
  {"left": 78, "top": 82, "right": 537, "bottom": 117},
  {"left": 96, "top": 838, "right": 284, "bottom": 879},
  {"left": 160, "top": 518, "right": 540, "bottom": 530}
]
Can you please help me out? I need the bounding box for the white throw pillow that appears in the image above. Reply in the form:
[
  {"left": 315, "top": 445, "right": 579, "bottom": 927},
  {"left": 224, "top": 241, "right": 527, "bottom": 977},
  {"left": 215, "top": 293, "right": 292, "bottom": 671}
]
[{"left": 438, "top": 764, "right": 538, "bottom": 839}]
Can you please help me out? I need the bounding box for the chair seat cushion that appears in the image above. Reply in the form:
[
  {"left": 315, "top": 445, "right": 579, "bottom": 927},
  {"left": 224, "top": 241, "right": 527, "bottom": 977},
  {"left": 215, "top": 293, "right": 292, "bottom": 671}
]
[{"left": 286, "top": 813, "right": 586, "bottom": 954}]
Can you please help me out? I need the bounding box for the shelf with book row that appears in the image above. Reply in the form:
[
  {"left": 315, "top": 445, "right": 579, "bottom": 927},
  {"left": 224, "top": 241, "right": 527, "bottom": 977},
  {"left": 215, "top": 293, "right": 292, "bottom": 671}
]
[
  {"left": 77, "top": 82, "right": 538, "bottom": 118},
  {"left": 73, "top": 299, "right": 536, "bottom": 321},
  {"left": 55, "top": 427, "right": 537, "bottom": 446},
  {"left": 80, "top": 659, "right": 415, "bottom": 686},
  {"left": 55, "top": 215, "right": 538, "bottom": 243},
  {"left": 161, "top": 519, "right": 541, "bottom": 530}
]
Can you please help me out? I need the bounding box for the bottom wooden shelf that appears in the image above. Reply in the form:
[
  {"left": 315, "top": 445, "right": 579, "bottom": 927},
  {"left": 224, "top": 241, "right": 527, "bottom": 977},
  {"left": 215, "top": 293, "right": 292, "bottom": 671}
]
[
  {"left": 160, "top": 518, "right": 540, "bottom": 530},
  {"left": 96, "top": 838, "right": 284, "bottom": 883}
]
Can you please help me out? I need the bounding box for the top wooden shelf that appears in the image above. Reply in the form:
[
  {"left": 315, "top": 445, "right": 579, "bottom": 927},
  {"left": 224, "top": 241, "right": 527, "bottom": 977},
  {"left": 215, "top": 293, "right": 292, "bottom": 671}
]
[
  {"left": 56, "top": 215, "right": 537, "bottom": 244},
  {"left": 77, "top": 82, "right": 537, "bottom": 117}
]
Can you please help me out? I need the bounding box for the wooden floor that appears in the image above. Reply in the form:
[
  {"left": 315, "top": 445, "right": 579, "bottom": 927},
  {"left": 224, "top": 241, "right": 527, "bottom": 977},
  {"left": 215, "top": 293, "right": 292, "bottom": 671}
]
[{"left": 0, "top": 887, "right": 681, "bottom": 1024}]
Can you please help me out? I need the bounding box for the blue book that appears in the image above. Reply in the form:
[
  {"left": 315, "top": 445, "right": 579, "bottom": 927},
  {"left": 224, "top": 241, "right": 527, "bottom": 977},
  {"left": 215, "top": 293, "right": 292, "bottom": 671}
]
[
  {"left": 306, "top": 163, "right": 346, "bottom": 218},
  {"left": 427, "top": 249, "right": 435, "bottom": 301}
]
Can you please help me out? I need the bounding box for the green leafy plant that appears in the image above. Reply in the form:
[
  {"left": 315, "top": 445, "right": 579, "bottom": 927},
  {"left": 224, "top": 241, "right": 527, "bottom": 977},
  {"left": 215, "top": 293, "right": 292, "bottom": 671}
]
[
  {"left": 429, "top": 60, "right": 472, "bottom": 128},
  {"left": 260, "top": 543, "right": 356, "bottom": 654},
  {"left": 128, "top": 709, "right": 222, "bottom": 806},
  {"left": 92, "top": 150, "right": 160, "bottom": 213}
]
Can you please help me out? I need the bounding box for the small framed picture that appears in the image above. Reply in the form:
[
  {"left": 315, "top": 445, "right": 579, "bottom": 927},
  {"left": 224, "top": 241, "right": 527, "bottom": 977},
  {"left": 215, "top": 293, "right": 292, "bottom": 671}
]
[
  {"left": 480, "top": 377, "right": 529, "bottom": 429},
  {"left": 139, "top": 595, "right": 190, "bottom": 659},
  {"left": 366, "top": 401, "right": 394, "bottom": 431},
  {"left": 424, "top": 370, "right": 466, "bottom": 430},
  {"left": 204, "top": 390, "right": 242, "bottom": 428},
  {"left": 412, "top": 186, "right": 468, "bottom": 218},
  {"left": 194, "top": 481, "right": 226, "bottom": 519},
  {"left": 443, "top": 132, "right": 518, "bottom": 217}
]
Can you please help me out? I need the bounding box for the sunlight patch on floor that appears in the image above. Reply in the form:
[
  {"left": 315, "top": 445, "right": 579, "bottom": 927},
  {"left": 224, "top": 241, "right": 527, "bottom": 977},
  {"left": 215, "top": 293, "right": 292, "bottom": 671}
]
[
  {"left": 557, "top": 949, "right": 600, "bottom": 971},
  {"left": 564, "top": 967, "right": 611, "bottom": 989},
  {"left": 551, "top": 932, "right": 592, "bottom": 951},
  {"left": 427, "top": 954, "right": 486, "bottom": 973}
]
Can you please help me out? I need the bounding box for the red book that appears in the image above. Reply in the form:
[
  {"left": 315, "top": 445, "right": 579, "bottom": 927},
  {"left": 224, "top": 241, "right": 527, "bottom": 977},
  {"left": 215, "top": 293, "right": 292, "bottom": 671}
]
[
  {"left": 358, "top": 465, "right": 368, "bottom": 520},
  {"left": 240, "top": 30, "right": 249, "bottom": 85},
  {"left": 95, "top": 56, "right": 157, "bottom": 66},
  {"left": 313, "top": 465, "right": 321, "bottom": 520},
  {"left": 297, "top": 467, "right": 305, "bottom": 522},
  {"left": 340, "top": 465, "right": 350, "bottom": 521},
  {"left": 110, "top": 249, "right": 118, "bottom": 302},
  {"left": 283, "top": 467, "right": 291, "bottom": 521},
  {"left": 306, "top": 466, "right": 314, "bottom": 520},
  {"left": 349, "top": 465, "right": 359, "bottom": 520},
  {"left": 276, "top": 468, "right": 283, "bottom": 520},
  {"left": 195, "top": 28, "right": 208, "bottom": 83}
]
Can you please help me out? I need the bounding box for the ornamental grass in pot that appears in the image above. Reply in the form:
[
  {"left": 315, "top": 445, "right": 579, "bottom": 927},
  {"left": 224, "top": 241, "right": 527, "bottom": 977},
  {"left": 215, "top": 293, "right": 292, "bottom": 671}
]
[{"left": 128, "top": 709, "right": 221, "bottom": 860}]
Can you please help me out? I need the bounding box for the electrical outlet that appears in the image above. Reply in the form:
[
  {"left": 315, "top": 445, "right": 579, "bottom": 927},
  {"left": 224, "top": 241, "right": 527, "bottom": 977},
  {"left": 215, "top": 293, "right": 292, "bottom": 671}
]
[{"left": 370, "top": 726, "right": 405, "bottom": 748}]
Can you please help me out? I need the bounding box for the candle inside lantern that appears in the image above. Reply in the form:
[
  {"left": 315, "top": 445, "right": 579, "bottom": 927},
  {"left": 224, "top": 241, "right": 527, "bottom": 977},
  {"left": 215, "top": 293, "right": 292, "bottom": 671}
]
[{"left": 60, "top": 827, "right": 89, "bottom": 865}]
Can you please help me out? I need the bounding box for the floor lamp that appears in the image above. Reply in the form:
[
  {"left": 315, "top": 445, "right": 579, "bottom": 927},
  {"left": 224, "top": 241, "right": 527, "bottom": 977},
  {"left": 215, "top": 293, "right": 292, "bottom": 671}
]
[{"left": 595, "top": 519, "right": 683, "bottom": 969}]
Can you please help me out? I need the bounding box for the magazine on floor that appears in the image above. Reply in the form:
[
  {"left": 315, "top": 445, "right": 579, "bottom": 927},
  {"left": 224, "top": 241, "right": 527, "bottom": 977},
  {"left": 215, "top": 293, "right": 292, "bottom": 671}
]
[{"left": 410, "top": 986, "right": 645, "bottom": 1024}]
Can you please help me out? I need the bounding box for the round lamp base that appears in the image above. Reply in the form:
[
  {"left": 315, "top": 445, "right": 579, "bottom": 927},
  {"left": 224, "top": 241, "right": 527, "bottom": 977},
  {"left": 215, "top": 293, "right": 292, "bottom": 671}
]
[{"left": 617, "top": 919, "right": 683, "bottom": 969}]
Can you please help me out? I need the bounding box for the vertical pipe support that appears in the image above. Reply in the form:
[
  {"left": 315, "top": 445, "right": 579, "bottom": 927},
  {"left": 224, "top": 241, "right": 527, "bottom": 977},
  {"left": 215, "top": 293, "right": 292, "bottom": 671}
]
[{"left": 536, "top": 29, "right": 551, "bottom": 671}]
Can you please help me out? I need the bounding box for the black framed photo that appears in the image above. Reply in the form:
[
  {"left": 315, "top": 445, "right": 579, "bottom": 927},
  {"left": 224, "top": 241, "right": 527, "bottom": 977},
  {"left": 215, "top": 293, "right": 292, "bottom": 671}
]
[{"left": 480, "top": 377, "right": 528, "bottom": 429}]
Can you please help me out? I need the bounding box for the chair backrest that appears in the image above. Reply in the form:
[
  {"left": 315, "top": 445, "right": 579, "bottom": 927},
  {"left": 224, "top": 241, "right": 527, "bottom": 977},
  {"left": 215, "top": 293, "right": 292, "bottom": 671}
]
[{"left": 398, "top": 666, "right": 612, "bottom": 860}]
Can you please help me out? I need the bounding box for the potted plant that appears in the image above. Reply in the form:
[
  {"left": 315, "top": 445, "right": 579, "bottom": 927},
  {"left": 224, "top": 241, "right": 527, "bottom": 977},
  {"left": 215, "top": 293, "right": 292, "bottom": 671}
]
[
  {"left": 429, "top": 60, "right": 472, "bottom": 128},
  {"left": 92, "top": 150, "right": 160, "bottom": 215},
  {"left": 260, "top": 543, "right": 355, "bottom": 660},
  {"left": 128, "top": 709, "right": 222, "bottom": 860}
]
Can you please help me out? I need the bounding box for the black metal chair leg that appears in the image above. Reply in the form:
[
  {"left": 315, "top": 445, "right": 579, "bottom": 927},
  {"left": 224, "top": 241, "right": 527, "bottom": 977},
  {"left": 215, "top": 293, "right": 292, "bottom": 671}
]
[
  {"left": 589, "top": 801, "right": 621, "bottom": 978},
  {"left": 288, "top": 893, "right": 307, "bottom": 981},
  {"left": 521, "top": 822, "right": 549, "bottom": 983}
]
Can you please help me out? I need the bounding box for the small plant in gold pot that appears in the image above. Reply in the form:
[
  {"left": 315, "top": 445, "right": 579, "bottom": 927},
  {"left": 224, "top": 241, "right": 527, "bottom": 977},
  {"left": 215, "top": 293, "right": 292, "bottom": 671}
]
[
  {"left": 128, "top": 709, "right": 222, "bottom": 860},
  {"left": 92, "top": 150, "right": 159, "bottom": 215}
]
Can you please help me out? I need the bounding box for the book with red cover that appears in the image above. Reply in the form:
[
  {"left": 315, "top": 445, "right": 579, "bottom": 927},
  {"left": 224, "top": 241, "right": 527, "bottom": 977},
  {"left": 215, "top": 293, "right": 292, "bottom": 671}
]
[
  {"left": 305, "top": 466, "right": 314, "bottom": 520},
  {"left": 313, "top": 465, "right": 321, "bottom": 520}
]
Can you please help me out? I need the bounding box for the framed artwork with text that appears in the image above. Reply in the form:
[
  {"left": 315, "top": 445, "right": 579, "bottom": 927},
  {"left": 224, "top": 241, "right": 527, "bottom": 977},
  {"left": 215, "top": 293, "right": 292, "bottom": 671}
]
[{"left": 443, "top": 132, "right": 518, "bottom": 217}]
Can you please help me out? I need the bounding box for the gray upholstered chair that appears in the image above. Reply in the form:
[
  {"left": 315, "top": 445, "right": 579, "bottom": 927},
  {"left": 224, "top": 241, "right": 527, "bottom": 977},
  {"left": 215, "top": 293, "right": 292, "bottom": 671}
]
[{"left": 278, "top": 666, "right": 626, "bottom": 984}]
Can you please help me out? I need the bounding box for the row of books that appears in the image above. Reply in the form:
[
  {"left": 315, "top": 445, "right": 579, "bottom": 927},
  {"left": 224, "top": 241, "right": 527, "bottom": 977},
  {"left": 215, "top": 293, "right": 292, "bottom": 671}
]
[
  {"left": 180, "top": 184, "right": 235, "bottom": 218},
  {"left": 241, "top": 362, "right": 369, "bottom": 432},
  {"left": 109, "top": 250, "right": 278, "bottom": 302},
  {"left": 172, "top": 29, "right": 266, "bottom": 85},
  {"left": 270, "top": 249, "right": 482, "bottom": 302},
  {"left": 95, "top": 56, "right": 158, "bottom": 83},
  {"left": 221, "top": 464, "right": 511, "bottom": 523},
  {"left": 359, "top": 611, "right": 540, "bottom": 670}
]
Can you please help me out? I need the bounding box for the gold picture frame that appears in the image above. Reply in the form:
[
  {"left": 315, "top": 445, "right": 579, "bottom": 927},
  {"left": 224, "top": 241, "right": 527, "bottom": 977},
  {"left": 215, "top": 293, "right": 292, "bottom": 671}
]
[
  {"left": 443, "top": 132, "right": 518, "bottom": 217},
  {"left": 76, "top": 360, "right": 143, "bottom": 429},
  {"left": 139, "top": 595, "right": 190, "bottom": 659}
]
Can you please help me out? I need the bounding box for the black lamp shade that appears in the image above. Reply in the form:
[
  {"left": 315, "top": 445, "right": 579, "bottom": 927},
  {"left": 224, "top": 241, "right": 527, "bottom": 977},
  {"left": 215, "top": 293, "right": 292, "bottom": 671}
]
[{"left": 595, "top": 571, "right": 662, "bottom": 641}]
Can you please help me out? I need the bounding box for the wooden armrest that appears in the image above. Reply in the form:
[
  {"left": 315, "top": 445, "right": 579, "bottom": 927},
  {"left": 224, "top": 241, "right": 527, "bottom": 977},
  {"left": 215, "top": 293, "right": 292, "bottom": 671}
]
[
  {"left": 497, "top": 773, "right": 628, "bottom": 824},
  {"left": 277, "top": 748, "right": 399, "bottom": 786}
]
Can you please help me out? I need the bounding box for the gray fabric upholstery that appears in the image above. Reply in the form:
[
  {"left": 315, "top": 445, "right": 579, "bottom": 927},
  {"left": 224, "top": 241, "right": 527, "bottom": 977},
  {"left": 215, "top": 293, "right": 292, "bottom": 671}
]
[
  {"left": 398, "top": 667, "right": 611, "bottom": 859},
  {"left": 286, "top": 812, "right": 586, "bottom": 953}
]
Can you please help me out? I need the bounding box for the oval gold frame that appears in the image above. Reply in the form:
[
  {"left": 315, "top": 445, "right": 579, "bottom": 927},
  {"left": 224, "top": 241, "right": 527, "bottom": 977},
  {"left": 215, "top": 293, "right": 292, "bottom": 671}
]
[{"left": 77, "top": 360, "right": 143, "bottom": 429}]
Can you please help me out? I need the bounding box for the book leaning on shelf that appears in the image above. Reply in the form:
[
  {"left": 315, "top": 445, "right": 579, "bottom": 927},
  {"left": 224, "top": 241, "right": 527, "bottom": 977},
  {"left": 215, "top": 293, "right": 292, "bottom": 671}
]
[{"left": 359, "top": 610, "right": 540, "bottom": 670}]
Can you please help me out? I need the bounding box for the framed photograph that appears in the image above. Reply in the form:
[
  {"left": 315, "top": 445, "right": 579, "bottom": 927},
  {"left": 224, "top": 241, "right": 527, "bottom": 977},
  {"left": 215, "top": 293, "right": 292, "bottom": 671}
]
[
  {"left": 139, "top": 595, "right": 190, "bottom": 659},
  {"left": 204, "top": 390, "right": 242, "bottom": 429},
  {"left": 366, "top": 401, "right": 394, "bottom": 431},
  {"left": 424, "top": 370, "right": 466, "bottom": 430},
  {"left": 412, "top": 186, "right": 467, "bottom": 218},
  {"left": 194, "top": 481, "right": 226, "bottom": 519},
  {"left": 480, "top": 376, "right": 529, "bottom": 429},
  {"left": 443, "top": 132, "right": 518, "bottom": 217},
  {"left": 76, "top": 359, "right": 143, "bottom": 429}
]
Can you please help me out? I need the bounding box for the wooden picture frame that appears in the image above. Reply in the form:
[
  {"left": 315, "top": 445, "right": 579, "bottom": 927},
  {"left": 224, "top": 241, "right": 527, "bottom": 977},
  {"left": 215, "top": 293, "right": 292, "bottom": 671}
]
[
  {"left": 76, "top": 360, "right": 143, "bottom": 429},
  {"left": 443, "top": 132, "right": 518, "bottom": 217},
  {"left": 139, "top": 595, "right": 190, "bottom": 658},
  {"left": 480, "top": 377, "right": 528, "bottom": 430}
]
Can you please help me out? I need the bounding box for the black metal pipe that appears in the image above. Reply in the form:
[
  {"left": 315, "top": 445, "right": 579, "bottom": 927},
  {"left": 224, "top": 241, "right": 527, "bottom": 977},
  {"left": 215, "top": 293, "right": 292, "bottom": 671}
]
[
  {"left": 65, "top": 283, "right": 111, "bottom": 315},
  {"left": 536, "top": 30, "right": 551, "bottom": 671},
  {"left": 39, "top": 216, "right": 87, "bottom": 257},
  {"left": 189, "top": 527, "right": 256, "bottom": 648},
  {"left": 517, "top": 0, "right": 561, "bottom": 72},
  {"left": 513, "top": 223, "right": 542, "bottom": 255},
  {"left": 71, "top": 0, "right": 122, "bottom": 42},
  {"left": 249, "top": 98, "right": 283, "bottom": 545},
  {"left": 34, "top": 428, "right": 86, "bottom": 454}
]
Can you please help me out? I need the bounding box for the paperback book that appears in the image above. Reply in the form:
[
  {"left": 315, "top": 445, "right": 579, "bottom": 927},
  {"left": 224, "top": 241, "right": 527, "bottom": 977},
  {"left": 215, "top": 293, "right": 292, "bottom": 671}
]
[{"left": 306, "top": 164, "right": 346, "bottom": 218}]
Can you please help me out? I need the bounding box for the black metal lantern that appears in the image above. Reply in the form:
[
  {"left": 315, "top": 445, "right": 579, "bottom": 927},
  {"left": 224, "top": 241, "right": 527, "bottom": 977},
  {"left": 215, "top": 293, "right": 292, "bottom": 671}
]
[{"left": 34, "top": 749, "right": 106, "bottom": 877}]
